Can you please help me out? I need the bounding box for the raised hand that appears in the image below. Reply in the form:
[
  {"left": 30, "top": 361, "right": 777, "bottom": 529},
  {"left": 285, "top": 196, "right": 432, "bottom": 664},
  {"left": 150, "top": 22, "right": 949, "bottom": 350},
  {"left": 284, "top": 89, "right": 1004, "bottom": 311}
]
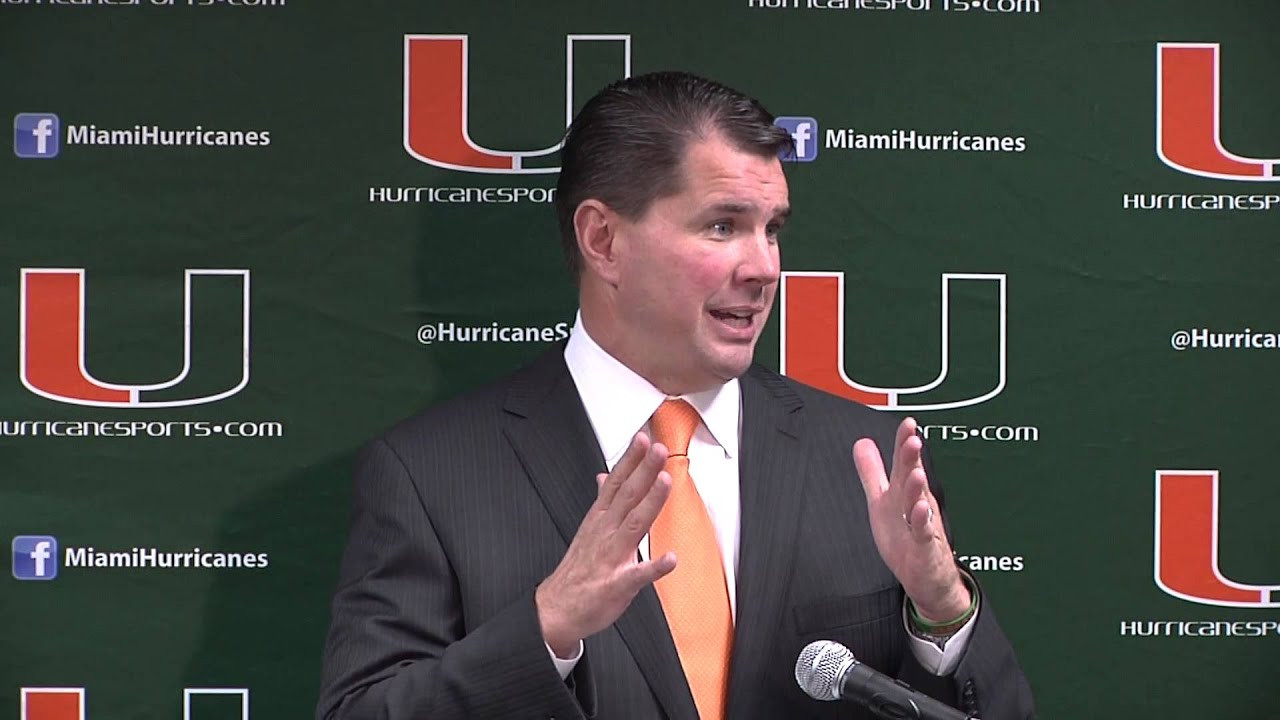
[
  {"left": 852, "top": 417, "right": 970, "bottom": 622},
  {"left": 535, "top": 432, "right": 677, "bottom": 657}
]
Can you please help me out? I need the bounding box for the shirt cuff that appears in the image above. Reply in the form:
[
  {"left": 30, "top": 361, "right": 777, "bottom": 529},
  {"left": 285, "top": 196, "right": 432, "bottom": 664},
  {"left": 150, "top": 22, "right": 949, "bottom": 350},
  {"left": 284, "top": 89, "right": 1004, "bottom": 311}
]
[
  {"left": 901, "top": 593, "right": 980, "bottom": 676},
  {"left": 546, "top": 640, "right": 585, "bottom": 680}
]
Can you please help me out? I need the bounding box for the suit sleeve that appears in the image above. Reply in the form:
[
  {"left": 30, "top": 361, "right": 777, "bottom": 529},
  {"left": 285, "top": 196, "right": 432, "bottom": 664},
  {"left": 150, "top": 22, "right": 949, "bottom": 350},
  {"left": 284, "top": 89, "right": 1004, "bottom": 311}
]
[
  {"left": 893, "top": 437, "right": 1037, "bottom": 720},
  {"left": 315, "top": 438, "right": 592, "bottom": 720}
]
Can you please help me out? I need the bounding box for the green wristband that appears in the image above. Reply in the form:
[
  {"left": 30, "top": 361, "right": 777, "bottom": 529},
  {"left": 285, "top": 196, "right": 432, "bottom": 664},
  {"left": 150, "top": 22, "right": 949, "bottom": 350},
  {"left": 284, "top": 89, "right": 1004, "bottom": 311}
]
[{"left": 908, "top": 572, "right": 978, "bottom": 631}]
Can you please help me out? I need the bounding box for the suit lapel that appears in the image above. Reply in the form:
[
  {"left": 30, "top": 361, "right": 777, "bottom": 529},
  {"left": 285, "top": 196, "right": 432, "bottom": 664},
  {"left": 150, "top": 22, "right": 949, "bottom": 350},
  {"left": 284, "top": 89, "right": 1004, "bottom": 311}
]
[
  {"left": 501, "top": 349, "right": 605, "bottom": 548},
  {"left": 728, "top": 366, "right": 809, "bottom": 717},
  {"left": 502, "top": 348, "right": 698, "bottom": 720}
]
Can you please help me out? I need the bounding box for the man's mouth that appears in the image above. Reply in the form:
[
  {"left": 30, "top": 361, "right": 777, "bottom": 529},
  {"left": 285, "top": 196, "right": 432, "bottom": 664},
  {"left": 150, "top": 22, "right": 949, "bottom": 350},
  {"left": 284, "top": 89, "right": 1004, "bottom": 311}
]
[{"left": 709, "top": 308, "right": 758, "bottom": 330}]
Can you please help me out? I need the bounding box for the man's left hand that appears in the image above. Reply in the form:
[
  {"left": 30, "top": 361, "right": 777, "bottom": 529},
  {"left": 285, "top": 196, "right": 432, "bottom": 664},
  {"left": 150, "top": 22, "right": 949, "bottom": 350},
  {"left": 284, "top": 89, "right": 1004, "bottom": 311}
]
[{"left": 852, "top": 417, "right": 970, "bottom": 622}]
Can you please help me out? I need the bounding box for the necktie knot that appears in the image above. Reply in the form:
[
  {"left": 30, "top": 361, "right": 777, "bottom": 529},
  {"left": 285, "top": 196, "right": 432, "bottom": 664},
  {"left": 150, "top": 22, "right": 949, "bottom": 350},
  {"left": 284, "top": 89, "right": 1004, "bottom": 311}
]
[{"left": 650, "top": 399, "right": 701, "bottom": 457}]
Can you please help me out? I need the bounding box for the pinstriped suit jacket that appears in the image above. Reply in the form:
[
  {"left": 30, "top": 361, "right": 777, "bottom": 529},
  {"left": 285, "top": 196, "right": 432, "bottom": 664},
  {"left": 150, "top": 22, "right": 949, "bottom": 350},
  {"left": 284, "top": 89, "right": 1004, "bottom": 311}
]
[{"left": 316, "top": 347, "right": 1035, "bottom": 719}]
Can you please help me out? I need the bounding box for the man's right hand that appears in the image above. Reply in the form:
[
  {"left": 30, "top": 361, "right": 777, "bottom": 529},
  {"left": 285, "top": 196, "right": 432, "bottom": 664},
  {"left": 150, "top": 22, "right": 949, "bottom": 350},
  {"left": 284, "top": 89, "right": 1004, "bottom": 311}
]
[{"left": 535, "top": 432, "right": 677, "bottom": 658}]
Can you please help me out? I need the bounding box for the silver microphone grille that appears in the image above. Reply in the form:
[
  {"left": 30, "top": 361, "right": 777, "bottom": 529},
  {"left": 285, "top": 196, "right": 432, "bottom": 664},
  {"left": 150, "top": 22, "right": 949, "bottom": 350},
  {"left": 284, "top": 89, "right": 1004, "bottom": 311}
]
[{"left": 794, "top": 640, "right": 855, "bottom": 701}]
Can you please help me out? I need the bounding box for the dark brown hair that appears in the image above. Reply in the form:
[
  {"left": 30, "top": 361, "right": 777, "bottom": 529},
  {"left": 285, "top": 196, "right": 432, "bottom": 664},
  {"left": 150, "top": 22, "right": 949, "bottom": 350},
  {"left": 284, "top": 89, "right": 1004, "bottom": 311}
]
[{"left": 554, "top": 71, "right": 792, "bottom": 277}]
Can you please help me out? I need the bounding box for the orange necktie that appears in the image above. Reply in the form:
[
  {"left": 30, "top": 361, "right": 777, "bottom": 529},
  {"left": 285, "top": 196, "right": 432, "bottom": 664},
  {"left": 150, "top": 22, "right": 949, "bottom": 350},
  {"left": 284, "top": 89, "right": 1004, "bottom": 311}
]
[{"left": 649, "top": 399, "right": 733, "bottom": 720}]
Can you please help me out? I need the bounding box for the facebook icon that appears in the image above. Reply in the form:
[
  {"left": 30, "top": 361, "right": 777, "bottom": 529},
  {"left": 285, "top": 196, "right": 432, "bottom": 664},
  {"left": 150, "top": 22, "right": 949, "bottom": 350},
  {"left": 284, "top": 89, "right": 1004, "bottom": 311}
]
[
  {"left": 774, "top": 116, "right": 818, "bottom": 162},
  {"left": 14, "top": 113, "right": 61, "bottom": 158},
  {"left": 13, "top": 536, "right": 58, "bottom": 580}
]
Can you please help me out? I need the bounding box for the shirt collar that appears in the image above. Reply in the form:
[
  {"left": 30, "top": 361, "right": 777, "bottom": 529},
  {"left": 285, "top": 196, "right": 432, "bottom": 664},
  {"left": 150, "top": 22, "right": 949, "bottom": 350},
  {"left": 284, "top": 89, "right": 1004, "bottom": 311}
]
[{"left": 564, "top": 312, "right": 740, "bottom": 465}]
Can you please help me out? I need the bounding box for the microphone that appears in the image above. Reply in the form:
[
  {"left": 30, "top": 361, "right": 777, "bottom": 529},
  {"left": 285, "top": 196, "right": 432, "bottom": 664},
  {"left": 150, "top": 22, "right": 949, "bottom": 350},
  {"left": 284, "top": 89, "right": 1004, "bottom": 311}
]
[{"left": 794, "top": 640, "right": 976, "bottom": 720}]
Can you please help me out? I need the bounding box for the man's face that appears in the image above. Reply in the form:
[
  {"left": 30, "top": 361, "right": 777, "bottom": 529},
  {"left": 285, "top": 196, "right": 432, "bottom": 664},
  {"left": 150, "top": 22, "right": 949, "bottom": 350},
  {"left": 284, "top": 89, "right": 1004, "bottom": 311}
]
[{"left": 610, "top": 133, "right": 789, "bottom": 393}]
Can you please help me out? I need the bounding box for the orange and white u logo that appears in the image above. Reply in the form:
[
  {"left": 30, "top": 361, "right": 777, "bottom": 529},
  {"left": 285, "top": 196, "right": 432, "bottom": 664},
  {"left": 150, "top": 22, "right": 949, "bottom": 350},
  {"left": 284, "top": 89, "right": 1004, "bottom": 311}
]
[
  {"left": 1156, "top": 43, "right": 1278, "bottom": 181},
  {"left": 1155, "top": 470, "right": 1279, "bottom": 608},
  {"left": 403, "top": 34, "right": 631, "bottom": 174},
  {"left": 20, "top": 687, "right": 249, "bottom": 720},
  {"left": 779, "top": 272, "right": 1006, "bottom": 411},
  {"left": 20, "top": 689, "right": 83, "bottom": 720},
  {"left": 19, "top": 268, "right": 250, "bottom": 409}
]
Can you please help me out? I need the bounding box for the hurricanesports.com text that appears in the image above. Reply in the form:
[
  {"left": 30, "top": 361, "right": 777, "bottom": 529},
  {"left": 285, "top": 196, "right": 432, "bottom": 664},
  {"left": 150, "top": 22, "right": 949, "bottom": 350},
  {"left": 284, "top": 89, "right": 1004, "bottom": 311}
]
[
  {"left": 1124, "top": 193, "right": 1280, "bottom": 211},
  {"left": 1120, "top": 620, "right": 1280, "bottom": 638},
  {"left": 370, "top": 186, "right": 556, "bottom": 204},
  {"left": 920, "top": 423, "right": 1039, "bottom": 443},
  {"left": 747, "top": 0, "right": 1041, "bottom": 12},
  {"left": 0, "top": 419, "right": 284, "bottom": 438}
]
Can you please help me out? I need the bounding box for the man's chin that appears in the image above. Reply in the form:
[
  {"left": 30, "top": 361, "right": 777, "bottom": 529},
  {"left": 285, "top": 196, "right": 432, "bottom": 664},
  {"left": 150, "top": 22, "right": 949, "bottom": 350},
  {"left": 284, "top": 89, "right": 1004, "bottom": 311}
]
[{"left": 708, "top": 350, "right": 757, "bottom": 382}]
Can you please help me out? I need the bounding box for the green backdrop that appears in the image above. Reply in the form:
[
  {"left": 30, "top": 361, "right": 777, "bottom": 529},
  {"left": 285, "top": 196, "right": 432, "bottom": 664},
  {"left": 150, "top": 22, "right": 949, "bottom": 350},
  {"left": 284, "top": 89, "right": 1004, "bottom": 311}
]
[{"left": 2, "top": 1, "right": 1277, "bottom": 717}]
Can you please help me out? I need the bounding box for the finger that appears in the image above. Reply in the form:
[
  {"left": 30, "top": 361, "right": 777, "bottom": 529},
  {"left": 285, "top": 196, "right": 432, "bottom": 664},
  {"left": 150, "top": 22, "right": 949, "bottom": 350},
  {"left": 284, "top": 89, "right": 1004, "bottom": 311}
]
[
  {"left": 906, "top": 458, "right": 926, "bottom": 491},
  {"left": 901, "top": 418, "right": 924, "bottom": 472},
  {"left": 892, "top": 440, "right": 924, "bottom": 503},
  {"left": 895, "top": 416, "right": 917, "bottom": 454},
  {"left": 617, "top": 470, "right": 672, "bottom": 547},
  {"left": 605, "top": 441, "right": 668, "bottom": 525},
  {"left": 901, "top": 466, "right": 929, "bottom": 511},
  {"left": 623, "top": 550, "right": 678, "bottom": 593},
  {"left": 597, "top": 432, "right": 651, "bottom": 508},
  {"left": 901, "top": 439, "right": 923, "bottom": 491},
  {"left": 906, "top": 495, "right": 933, "bottom": 541},
  {"left": 890, "top": 418, "right": 920, "bottom": 487},
  {"left": 852, "top": 438, "right": 889, "bottom": 501},
  {"left": 585, "top": 473, "right": 610, "bottom": 521}
]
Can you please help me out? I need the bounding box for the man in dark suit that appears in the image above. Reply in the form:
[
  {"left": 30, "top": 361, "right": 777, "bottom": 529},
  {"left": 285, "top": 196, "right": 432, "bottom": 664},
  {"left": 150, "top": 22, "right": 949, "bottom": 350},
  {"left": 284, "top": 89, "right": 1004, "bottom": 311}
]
[{"left": 317, "top": 72, "right": 1035, "bottom": 719}]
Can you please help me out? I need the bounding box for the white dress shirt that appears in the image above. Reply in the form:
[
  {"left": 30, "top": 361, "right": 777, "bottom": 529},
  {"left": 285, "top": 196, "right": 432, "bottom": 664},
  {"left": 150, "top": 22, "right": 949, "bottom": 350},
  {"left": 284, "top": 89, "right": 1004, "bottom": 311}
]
[{"left": 546, "top": 314, "right": 976, "bottom": 678}]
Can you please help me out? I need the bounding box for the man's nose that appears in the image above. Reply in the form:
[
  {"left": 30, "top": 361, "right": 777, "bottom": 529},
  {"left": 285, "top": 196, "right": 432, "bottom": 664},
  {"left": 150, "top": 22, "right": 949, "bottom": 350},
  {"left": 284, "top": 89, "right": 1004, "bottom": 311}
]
[{"left": 736, "top": 231, "right": 781, "bottom": 286}]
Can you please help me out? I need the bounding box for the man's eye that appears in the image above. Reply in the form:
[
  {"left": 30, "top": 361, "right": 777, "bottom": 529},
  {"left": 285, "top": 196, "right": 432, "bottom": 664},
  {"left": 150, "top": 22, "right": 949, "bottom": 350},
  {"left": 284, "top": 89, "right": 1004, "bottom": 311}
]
[{"left": 711, "top": 221, "right": 733, "bottom": 235}]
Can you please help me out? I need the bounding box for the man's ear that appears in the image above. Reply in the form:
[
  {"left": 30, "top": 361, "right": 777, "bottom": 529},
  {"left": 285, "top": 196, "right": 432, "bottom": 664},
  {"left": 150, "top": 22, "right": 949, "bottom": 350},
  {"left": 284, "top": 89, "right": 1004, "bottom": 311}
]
[{"left": 574, "top": 199, "right": 623, "bottom": 286}]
